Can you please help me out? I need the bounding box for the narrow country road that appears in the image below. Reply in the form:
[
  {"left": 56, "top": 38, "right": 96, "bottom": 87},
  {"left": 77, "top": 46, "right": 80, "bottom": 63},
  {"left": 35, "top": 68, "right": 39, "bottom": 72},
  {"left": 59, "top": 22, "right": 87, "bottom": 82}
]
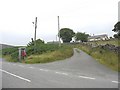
[{"left": 1, "top": 48, "right": 119, "bottom": 88}]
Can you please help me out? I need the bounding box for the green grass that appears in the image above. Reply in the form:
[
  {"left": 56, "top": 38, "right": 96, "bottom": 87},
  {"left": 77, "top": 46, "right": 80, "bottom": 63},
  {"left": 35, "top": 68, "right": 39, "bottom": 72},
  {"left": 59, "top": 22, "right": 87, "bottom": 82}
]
[
  {"left": 3, "top": 55, "right": 18, "bottom": 62},
  {"left": 2, "top": 44, "right": 60, "bottom": 62},
  {"left": 75, "top": 44, "right": 119, "bottom": 71},
  {"left": 25, "top": 45, "right": 73, "bottom": 64}
]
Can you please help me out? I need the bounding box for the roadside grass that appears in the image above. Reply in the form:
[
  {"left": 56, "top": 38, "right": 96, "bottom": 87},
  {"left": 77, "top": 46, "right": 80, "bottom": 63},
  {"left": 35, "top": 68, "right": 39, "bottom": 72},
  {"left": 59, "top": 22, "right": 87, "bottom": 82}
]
[
  {"left": 2, "top": 44, "right": 74, "bottom": 64},
  {"left": 25, "top": 45, "right": 73, "bottom": 64},
  {"left": 75, "top": 44, "right": 119, "bottom": 71},
  {"left": 3, "top": 55, "right": 18, "bottom": 62}
]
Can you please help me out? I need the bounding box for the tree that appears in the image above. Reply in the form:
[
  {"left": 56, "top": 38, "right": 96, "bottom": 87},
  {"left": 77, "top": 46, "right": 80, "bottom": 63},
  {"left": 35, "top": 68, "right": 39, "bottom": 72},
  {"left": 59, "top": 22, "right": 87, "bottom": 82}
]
[
  {"left": 112, "top": 21, "right": 120, "bottom": 38},
  {"left": 112, "top": 21, "right": 120, "bottom": 32},
  {"left": 75, "top": 32, "right": 89, "bottom": 42},
  {"left": 27, "top": 38, "right": 44, "bottom": 47},
  {"left": 59, "top": 28, "right": 75, "bottom": 43},
  {"left": 113, "top": 34, "right": 118, "bottom": 38}
]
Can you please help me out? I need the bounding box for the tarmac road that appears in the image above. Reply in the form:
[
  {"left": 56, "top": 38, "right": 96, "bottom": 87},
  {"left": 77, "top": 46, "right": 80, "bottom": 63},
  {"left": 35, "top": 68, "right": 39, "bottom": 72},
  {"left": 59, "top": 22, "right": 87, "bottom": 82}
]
[{"left": 1, "top": 48, "right": 119, "bottom": 88}]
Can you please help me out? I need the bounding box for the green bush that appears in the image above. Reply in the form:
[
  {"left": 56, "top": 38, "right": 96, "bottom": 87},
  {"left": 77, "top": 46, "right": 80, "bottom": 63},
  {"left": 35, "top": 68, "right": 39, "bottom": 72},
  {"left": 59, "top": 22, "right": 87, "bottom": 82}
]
[
  {"left": 2, "top": 47, "right": 18, "bottom": 56},
  {"left": 11, "top": 51, "right": 19, "bottom": 60},
  {"left": 26, "top": 44, "right": 59, "bottom": 55}
]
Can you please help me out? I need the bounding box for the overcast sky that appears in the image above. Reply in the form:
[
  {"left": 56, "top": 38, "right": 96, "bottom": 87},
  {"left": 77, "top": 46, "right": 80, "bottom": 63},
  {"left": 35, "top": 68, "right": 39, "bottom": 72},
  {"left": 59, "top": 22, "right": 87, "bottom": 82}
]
[{"left": 0, "top": 0, "right": 119, "bottom": 46}]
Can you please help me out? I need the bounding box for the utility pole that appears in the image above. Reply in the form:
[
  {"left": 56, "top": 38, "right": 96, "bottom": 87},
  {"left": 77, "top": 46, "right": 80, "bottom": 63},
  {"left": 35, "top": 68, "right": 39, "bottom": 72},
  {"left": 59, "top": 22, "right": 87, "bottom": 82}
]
[
  {"left": 118, "top": 1, "right": 120, "bottom": 21},
  {"left": 34, "top": 17, "right": 37, "bottom": 42},
  {"left": 34, "top": 17, "right": 37, "bottom": 53},
  {"left": 58, "top": 16, "right": 61, "bottom": 47}
]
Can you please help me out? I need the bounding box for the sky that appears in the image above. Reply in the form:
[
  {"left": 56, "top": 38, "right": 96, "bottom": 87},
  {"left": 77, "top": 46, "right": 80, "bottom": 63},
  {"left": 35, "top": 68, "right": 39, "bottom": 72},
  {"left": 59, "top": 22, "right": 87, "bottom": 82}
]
[{"left": 0, "top": 0, "right": 119, "bottom": 46}]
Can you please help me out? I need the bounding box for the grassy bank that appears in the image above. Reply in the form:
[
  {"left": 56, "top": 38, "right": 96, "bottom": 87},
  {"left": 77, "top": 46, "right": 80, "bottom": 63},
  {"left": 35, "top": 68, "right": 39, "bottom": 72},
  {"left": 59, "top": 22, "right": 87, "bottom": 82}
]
[
  {"left": 25, "top": 45, "right": 73, "bottom": 64},
  {"left": 75, "top": 44, "right": 119, "bottom": 71},
  {"left": 2, "top": 44, "right": 74, "bottom": 64},
  {"left": 3, "top": 55, "right": 18, "bottom": 62}
]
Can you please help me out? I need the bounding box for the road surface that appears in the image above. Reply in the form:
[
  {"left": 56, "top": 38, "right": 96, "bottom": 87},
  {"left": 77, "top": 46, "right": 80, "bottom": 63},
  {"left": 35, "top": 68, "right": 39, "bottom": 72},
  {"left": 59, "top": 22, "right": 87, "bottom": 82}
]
[{"left": 1, "top": 48, "right": 119, "bottom": 88}]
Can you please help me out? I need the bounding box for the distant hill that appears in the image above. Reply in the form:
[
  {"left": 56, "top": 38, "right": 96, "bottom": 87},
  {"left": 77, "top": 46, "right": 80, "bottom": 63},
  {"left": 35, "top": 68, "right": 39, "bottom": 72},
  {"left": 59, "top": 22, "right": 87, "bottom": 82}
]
[{"left": 0, "top": 44, "right": 15, "bottom": 50}]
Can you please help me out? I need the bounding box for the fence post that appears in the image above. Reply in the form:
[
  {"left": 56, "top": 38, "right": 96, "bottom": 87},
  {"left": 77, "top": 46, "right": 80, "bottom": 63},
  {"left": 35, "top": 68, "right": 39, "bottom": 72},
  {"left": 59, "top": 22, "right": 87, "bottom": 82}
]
[{"left": 18, "top": 48, "right": 21, "bottom": 62}]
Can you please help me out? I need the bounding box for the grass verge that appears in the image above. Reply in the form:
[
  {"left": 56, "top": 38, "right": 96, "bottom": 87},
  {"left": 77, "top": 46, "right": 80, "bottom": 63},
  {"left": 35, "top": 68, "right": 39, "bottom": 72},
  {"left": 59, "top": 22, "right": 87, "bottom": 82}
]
[
  {"left": 25, "top": 45, "right": 73, "bottom": 64},
  {"left": 3, "top": 55, "right": 18, "bottom": 62}
]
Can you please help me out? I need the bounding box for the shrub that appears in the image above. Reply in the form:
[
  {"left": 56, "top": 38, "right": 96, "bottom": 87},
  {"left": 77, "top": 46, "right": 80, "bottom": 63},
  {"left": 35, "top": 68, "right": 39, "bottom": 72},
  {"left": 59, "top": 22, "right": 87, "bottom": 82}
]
[
  {"left": 2, "top": 47, "right": 18, "bottom": 56},
  {"left": 26, "top": 44, "right": 59, "bottom": 55}
]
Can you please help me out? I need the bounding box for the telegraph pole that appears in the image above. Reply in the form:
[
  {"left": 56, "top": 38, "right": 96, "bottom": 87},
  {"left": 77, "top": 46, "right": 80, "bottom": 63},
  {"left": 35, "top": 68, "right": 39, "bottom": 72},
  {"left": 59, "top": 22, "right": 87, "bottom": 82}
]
[
  {"left": 34, "top": 17, "right": 37, "bottom": 42},
  {"left": 58, "top": 16, "right": 61, "bottom": 47},
  {"left": 34, "top": 17, "right": 37, "bottom": 53}
]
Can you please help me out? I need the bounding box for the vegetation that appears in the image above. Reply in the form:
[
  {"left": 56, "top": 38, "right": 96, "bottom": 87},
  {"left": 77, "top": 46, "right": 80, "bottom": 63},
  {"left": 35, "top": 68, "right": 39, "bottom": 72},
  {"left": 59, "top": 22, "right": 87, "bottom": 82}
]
[
  {"left": 2, "top": 39, "right": 74, "bottom": 64},
  {"left": 112, "top": 21, "right": 120, "bottom": 38},
  {"left": 3, "top": 55, "right": 18, "bottom": 62},
  {"left": 59, "top": 28, "right": 75, "bottom": 43},
  {"left": 2, "top": 47, "right": 18, "bottom": 56},
  {"left": 25, "top": 45, "right": 73, "bottom": 64},
  {"left": 75, "top": 32, "right": 89, "bottom": 42},
  {"left": 27, "top": 38, "right": 44, "bottom": 47}
]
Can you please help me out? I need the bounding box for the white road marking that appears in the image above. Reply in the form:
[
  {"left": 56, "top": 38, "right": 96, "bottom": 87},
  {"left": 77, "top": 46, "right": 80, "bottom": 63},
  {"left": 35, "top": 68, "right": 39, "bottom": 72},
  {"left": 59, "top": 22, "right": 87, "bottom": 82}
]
[
  {"left": 19, "top": 65, "right": 24, "bottom": 67},
  {"left": 0, "top": 69, "right": 31, "bottom": 82},
  {"left": 78, "top": 76, "right": 95, "bottom": 80},
  {"left": 39, "top": 69, "right": 44, "bottom": 71},
  {"left": 112, "top": 81, "right": 120, "bottom": 83},
  {"left": 39, "top": 69, "right": 49, "bottom": 72},
  {"left": 29, "top": 67, "right": 34, "bottom": 69},
  {"left": 55, "top": 72, "right": 68, "bottom": 76},
  {"left": 3, "top": 63, "right": 116, "bottom": 83},
  {"left": 61, "top": 73, "right": 68, "bottom": 76}
]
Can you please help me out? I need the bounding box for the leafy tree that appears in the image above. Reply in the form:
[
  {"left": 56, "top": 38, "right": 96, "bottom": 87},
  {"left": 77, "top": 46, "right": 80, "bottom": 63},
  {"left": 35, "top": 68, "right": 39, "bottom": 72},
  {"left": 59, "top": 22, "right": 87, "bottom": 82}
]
[
  {"left": 113, "top": 34, "right": 118, "bottom": 38},
  {"left": 59, "top": 28, "right": 75, "bottom": 43},
  {"left": 112, "top": 22, "right": 120, "bottom": 38},
  {"left": 27, "top": 38, "right": 44, "bottom": 47},
  {"left": 75, "top": 32, "right": 89, "bottom": 42}
]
